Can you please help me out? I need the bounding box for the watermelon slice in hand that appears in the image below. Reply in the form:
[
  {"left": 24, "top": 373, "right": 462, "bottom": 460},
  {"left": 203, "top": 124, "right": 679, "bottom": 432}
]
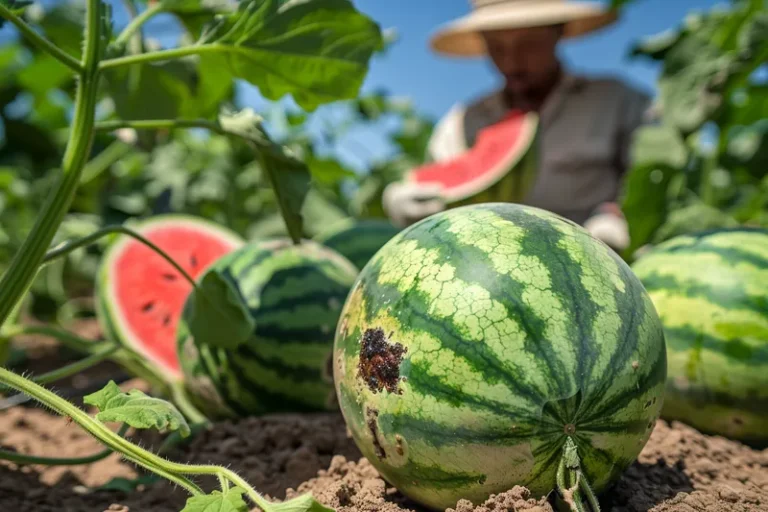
[
  {"left": 407, "top": 110, "right": 539, "bottom": 205},
  {"left": 96, "top": 215, "right": 244, "bottom": 382}
]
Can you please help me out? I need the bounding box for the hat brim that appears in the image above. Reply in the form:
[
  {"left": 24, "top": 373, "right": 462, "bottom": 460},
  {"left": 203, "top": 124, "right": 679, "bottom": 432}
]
[{"left": 430, "top": 2, "right": 618, "bottom": 57}]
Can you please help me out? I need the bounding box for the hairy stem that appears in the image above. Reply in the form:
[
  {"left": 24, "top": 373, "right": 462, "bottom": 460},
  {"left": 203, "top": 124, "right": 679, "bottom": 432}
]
[
  {"left": 0, "top": 424, "right": 129, "bottom": 466},
  {"left": 0, "top": 4, "right": 83, "bottom": 73},
  {"left": 114, "top": 2, "right": 164, "bottom": 48},
  {"left": 0, "top": 366, "right": 204, "bottom": 495},
  {"left": 0, "top": 0, "right": 102, "bottom": 328}
]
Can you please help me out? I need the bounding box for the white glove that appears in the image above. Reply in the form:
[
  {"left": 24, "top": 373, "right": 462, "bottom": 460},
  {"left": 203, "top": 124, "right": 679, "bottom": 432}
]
[
  {"left": 382, "top": 181, "right": 446, "bottom": 228},
  {"left": 584, "top": 211, "right": 630, "bottom": 252}
]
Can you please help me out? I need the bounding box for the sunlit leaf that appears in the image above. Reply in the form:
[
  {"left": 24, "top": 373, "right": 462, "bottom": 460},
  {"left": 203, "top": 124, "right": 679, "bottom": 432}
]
[
  {"left": 200, "top": 0, "right": 383, "bottom": 111},
  {"left": 266, "top": 494, "right": 335, "bottom": 512},
  {"left": 181, "top": 487, "right": 248, "bottom": 512},
  {"left": 83, "top": 381, "right": 191, "bottom": 436},
  {"left": 218, "top": 108, "right": 310, "bottom": 243}
]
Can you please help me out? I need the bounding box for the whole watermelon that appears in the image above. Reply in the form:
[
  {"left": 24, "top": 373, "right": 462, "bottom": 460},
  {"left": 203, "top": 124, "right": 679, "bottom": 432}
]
[
  {"left": 333, "top": 203, "right": 667, "bottom": 510},
  {"left": 631, "top": 227, "right": 768, "bottom": 446},
  {"left": 177, "top": 238, "right": 358, "bottom": 419},
  {"left": 315, "top": 218, "right": 401, "bottom": 270}
]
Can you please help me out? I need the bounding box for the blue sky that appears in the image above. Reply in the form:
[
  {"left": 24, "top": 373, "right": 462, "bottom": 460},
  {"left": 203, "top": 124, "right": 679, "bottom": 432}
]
[{"left": 352, "top": 0, "right": 724, "bottom": 120}]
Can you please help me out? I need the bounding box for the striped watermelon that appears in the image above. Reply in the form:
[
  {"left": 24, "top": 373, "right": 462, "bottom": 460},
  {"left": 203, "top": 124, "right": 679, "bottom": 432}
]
[
  {"left": 177, "top": 238, "right": 359, "bottom": 418},
  {"left": 315, "top": 219, "right": 401, "bottom": 270},
  {"left": 333, "top": 203, "right": 667, "bottom": 510},
  {"left": 631, "top": 227, "right": 768, "bottom": 446},
  {"left": 96, "top": 214, "right": 244, "bottom": 384}
]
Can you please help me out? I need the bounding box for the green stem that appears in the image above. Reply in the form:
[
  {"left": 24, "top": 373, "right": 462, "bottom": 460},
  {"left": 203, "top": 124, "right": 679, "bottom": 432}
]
[
  {"left": 0, "top": 0, "right": 102, "bottom": 329},
  {"left": 31, "top": 344, "right": 119, "bottom": 385},
  {"left": 0, "top": 366, "right": 204, "bottom": 496},
  {"left": 0, "top": 4, "right": 83, "bottom": 73},
  {"left": 1, "top": 324, "right": 108, "bottom": 355},
  {"left": 169, "top": 381, "right": 210, "bottom": 427},
  {"left": 95, "top": 118, "right": 222, "bottom": 134},
  {"left": 114, "top": 2, "right": 165, "bottom": 48},
  {"left": 43, "top": 225, "right": 198, "bottom": 288},
  {"left": 0, "top": 424, "right": 129, "bottom": 466},
  {"left": 99, "top": 44, "right": 224, "bottom": 70},
  {"left": 80, "top": 140, "right": 134, "bottom": 184}
]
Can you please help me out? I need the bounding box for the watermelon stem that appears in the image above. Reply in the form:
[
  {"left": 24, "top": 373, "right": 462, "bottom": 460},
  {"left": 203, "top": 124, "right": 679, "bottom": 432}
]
[
  {"left": 44, "top": 225, "right": 200, "bottom": 290},
  {"left": 557, "top": 437, "right": 601, "bottom": 512},
  {"left": 169, "top": 380, "right": 210, "bottom": 427},
  {"left": 0, "top": 423, "right": 129, "bottom": 466}
]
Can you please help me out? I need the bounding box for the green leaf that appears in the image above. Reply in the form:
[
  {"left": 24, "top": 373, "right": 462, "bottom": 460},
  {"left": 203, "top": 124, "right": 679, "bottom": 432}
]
[
  {"left": 185, "top": 268, "right": 255, "bottom": 351},
  {"left": 202, "top": 0, "right": 383, "bottom": 111},
  {"left": 266, "top": 494, "right": 335, "bottom": 512},
  {"left": 218, "top": 108, "right": 311, "bottom": 243},
  {"left": 83, "top": 381, "right": 191, "bottom": 437},
  {"left": 630, "top": 124, "right": 689, "bottom": 169},
  {"left": 160, "top": 0, "right": 237, "bottom": 39},
  {"left": 306, "top": 156, "right": 356, "bottom": 185},
  {"left": 630, "top": 29, "right": 683, "bottom": 61},
  {"left": 181, "top": 487, "right": 248, "bottom": 512},
  {"left": 724, "top": 120, "right": 768, "bottom": 179}
]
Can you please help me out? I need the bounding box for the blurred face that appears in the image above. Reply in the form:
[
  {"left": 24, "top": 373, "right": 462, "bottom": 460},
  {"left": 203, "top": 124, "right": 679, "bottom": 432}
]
[{"left": 481, "top": 25, "right": 563, "bottom": 101}]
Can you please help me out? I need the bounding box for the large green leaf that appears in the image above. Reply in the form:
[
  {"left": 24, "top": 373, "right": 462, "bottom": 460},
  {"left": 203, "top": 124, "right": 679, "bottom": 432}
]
[
  {"left": 181, "top": 488, "right": 248, "bottom": 512},
  {"left": 201, "top": 0, "right": 383, "bottom": 111},
  {"left": 723, "top": 120, "right": 768, "bottom": 179},
  {"left": 218, "top": 108, "right": 311, "bottom": 243}
]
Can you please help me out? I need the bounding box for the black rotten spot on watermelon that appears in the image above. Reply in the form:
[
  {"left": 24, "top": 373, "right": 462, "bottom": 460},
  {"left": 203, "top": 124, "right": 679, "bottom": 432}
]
[{"left": 358, "top": 328, "right": 406, "bottom": 394}]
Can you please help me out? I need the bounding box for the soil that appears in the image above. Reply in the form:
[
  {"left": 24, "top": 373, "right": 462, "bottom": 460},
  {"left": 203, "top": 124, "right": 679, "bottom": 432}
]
[{"left": 1, "top": 321, "right": 767, "bottom": 512}]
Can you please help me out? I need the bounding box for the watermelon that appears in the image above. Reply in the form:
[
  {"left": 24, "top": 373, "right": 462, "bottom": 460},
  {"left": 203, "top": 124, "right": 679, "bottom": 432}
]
[
  {"left": 406, "top": 110, "right": 538, "bottom": 206},
  {"left": 96, "top": 214, "right": 244, "bottom": 382},
  {"left": 177, "top": 238, "right": 359, "bottom": 418},
  {"left": 333, "top": 203, "right": 666, "bottom": 510},
  {"left": 630, "top": 227, "right": 768, "bottom": 446},
  {"left": 315, "top": 218, "right": 401, "bottom": 270}
]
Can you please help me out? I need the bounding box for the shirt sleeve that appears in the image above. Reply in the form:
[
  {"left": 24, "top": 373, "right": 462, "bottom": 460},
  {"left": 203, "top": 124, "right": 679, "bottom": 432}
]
[{"left": 425, "top": 103, "right": 468, "bottom": 163}]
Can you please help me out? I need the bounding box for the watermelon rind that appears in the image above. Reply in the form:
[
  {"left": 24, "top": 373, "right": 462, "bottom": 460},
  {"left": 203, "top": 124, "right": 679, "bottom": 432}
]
[
  {"left": 631, "top": 227, "right": 768, "bottom": 446},
  {"left": 406, "top": 112, "right": 539, "bottom": 206},
  {"left": 333, "top": 203, "right": 667, "bottom": 510},
  {"left": 314, "top": 218, "right": 401, "bottom": 271},
  {"left": 95, "top": 214, "right": 245, "bottom": 384},
  {"left": 177, "top": 237, "right": 359, "bottom": 419}
]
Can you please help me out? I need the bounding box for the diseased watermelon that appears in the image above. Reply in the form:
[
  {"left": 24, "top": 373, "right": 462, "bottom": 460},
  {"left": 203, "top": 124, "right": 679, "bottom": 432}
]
[
  {"left": 96, "top": 214, "right": 244, "bottom": 382},
  {"left": 315, "top": 218, "right": 401, "bottom": 270},
  {"left": 333, "top": 203, "right": 666, "bottom": 510},
  {"left": 631, "top": 227, "right": 768, "bottom": 446},
  {"left": 177, "top": 238, "right": 358, "bottom": 419},
  {"left": 406, "top": 110, "right": 538, "bottom": 206}
]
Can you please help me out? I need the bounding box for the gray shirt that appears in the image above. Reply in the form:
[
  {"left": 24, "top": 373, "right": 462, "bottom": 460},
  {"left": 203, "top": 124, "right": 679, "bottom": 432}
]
[{"left": 426, "top": 72, "right": 653, "bottom": 225}]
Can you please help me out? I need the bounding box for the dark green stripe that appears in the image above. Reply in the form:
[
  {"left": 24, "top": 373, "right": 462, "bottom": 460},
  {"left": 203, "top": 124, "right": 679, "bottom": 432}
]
[
  {"left": 640, "top": 272, "right": 768, "bottom": 317},
  {"left": 578, "top": 261, "right": 662, "bottom": 419},
  {"left": 665, "top": 326, "right": 768, "bottom": 365},
  {"left": 682, "top": 226, "right": 768, "bottom": 240},
  {"left": 378, "top": 410, "right": 540, "bottom": 450},
  {"left": 660, "top": 243, "right": 768, "bottom": 270},
  {"left": 665, "top": 380, "right": 768, "bottom": 415},
  {"left": 253, "top": 324, "right": 331, "bottom": 344},
  {"left": 236, "top": 345, "right": 322, "bottom": 383},
  {"left": 360, "top": 272, "right": 546, "bottom": 405},
  {"left": 395, "top": 211, "right": 570, "bottom": 402},
  {"left": 228, "top": 246, "right": 276, "bottom": 281},
  {"left": 383, "top": 460, "right": 488, "bottom": 490},
  {"left": 406, "top": 360, "right": 557, "bottom": 428}
]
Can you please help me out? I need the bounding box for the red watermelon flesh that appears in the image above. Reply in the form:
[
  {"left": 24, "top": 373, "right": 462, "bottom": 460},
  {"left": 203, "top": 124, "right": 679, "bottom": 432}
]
[
  {"left": 98, "top": 216, "right": 243, "bottom": 380},
  {"left": 408, "top": 110, "right": 538, "bottom": 202}
]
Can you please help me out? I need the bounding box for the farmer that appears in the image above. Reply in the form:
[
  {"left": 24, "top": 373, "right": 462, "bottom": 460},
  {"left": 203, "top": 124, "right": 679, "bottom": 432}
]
[{"left": 382, "top": 0, "right": 654, "bottom": 251}]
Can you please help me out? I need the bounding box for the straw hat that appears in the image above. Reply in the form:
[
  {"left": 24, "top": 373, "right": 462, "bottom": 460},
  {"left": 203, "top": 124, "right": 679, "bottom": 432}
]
[{"left": 430, "top": 0, "right": 619, "bottom": 57}]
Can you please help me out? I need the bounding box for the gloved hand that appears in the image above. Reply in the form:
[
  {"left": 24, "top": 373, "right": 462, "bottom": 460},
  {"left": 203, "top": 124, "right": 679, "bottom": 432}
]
[
  {"left": 583, "top": 202, "right": 630, "bottom": 252},
  {"left": 382, "top": 181, "right": 446, "bottom": 228}
]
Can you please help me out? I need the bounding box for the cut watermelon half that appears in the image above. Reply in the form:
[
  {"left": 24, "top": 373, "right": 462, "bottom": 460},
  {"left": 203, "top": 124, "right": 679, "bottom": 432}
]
[
  {"left": 407, "top": 109, "right": 539, "bottom": 204},
  {"left": 96, "top": 215, "right": 244, "bottom": 381}
]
